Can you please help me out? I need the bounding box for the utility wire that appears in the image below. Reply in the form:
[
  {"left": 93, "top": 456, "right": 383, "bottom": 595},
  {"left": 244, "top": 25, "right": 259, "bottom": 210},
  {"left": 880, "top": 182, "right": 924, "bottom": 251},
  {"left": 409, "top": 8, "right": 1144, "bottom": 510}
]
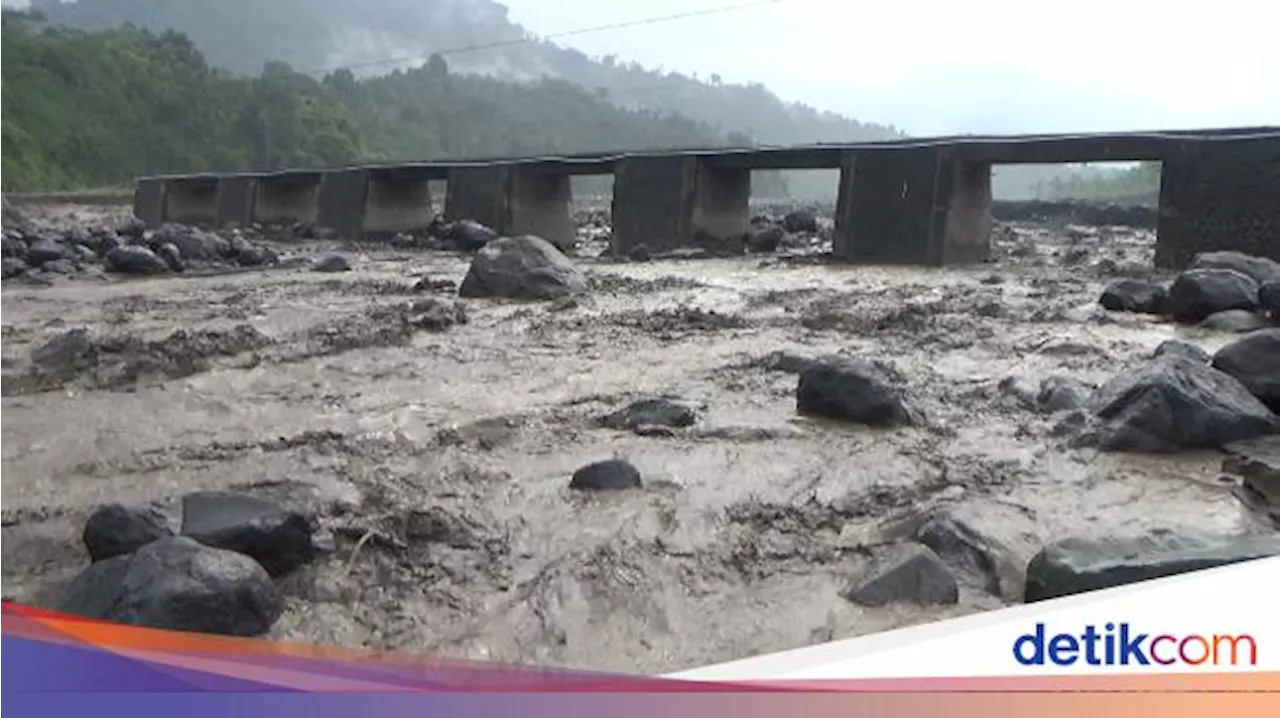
[{"left": 308, "top": 0, "right": 788, "bottom": 75}]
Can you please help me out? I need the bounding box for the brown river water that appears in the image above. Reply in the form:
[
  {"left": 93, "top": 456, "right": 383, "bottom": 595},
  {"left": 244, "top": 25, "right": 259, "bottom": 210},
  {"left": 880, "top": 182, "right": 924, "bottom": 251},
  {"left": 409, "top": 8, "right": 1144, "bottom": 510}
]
[{"left": 0, "top": 203, "right": 1267, "bottom": 674}]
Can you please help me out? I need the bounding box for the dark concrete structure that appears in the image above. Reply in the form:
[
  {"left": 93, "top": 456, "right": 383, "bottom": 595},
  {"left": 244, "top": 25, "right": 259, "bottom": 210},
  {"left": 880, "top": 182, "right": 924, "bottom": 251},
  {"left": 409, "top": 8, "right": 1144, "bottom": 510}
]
[
  {"left": 216, "top": 174, "right": 257, "bottom": 228},
  {"left": 132, "top": 177, "right": 166, "bottom": 227},
  {"left": 253, "top": 171, "right": 323, "bottom": 226},
  {"left": 136, "top": 126, "right": 1280, "bottom": 269},
  {"left": 163, "top": 175, "right": 220, "bottom": 226}
]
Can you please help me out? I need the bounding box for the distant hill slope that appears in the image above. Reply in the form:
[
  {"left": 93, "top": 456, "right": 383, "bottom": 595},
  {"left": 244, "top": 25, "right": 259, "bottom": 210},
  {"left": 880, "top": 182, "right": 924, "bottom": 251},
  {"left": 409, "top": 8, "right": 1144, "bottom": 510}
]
[
  {"left": 2, "top": 13, "right": 758, "bottom": 192},
  {"left": 34, "top": 0, "right": 905, "bottom": 148}
]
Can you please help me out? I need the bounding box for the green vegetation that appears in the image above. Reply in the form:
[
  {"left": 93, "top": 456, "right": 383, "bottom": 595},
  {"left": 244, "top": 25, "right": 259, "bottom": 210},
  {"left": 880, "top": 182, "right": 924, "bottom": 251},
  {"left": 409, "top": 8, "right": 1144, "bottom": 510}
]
[
  {"left": 1, "top": 13, "right": 754, "bottom": 192},
  {"left": 1032, "top": 163, "right": 1161, "bottom": 204}
]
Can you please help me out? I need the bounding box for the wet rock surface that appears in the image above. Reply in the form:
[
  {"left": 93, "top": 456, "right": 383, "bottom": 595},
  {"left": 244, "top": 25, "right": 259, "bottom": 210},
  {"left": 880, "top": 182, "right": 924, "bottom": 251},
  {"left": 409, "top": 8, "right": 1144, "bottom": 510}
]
[
  {"left": 1099, "top": 279, "right": 1165, "bottom": 314},
  {"left": 4, "top": 198, "right": 1279, "bottom": 674},
  {"left": 458, "top": 235, "right": 589, "bottom": 300},
  {"left": 1212, "top": 329, "right": 1280, "bottom": 412},
  {"left": 82, "top": 503, "right": 174, "bottom": 562},
  {"left": 1083, "top": 355, "right": 1277, "bottom": 452},
  {"left": 796, "top": 357, "right": 911, "bottom": 427},
  {"left": 57, "top": 536, "right": 283, "bottom": 636},
  {"left": 840, "top": 543, "right": 958, "bottom": 607},
  {"left": 1024, "top": 531, "right": 1280, "bottom": 602},
  {"left": 180, "top": 491, "right": 321, "bottom": 577},
  {"left": 569, "top": 459, "right": 643, "bottom": 491},
  {"left": 1166, "top": 268, "right": 1259, "bottom": 323}
]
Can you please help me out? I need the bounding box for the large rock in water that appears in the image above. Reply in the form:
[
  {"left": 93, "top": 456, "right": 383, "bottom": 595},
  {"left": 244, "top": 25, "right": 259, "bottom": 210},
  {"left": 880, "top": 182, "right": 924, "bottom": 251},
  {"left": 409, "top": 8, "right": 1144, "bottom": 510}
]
[
  {"left": 1199, "top": 309, "right": 1269, "bottom": 333},
  {"left": 180, "top": 491, "right": 319, "bottom": 577},
  {"left": 840, "top": 542, "right": 958, "bottom": 607},
  {"left": 1025, "top": 531, "right": 1280, "bottom": 602},
  {"left": 915, "top": 501, "right": 1042, "bottom": 600},
  {"left": 105, "top": 246, "right": 169, "bottom": 275},
  {"left": 1098, "top": 280, "right": 1166, "bottom": 314},
  {"left": 82, "top": 503, "right": 174, "bottom": 562},
  {"left": 1191, "top": 250, "right": 1280, "bottom": 286},
  {"left": 1166, "top": 268, "right": 1259, "bottom": 323},
  {"left": 797, "top": 358, "right": 911, "bottom": 426},
  {"left": 569, "top": 459, "right": 643, "bottom": 491},
  {"left": 1087, "top": 354, "right": 1276, "bottom": 452},
  {"left": 1212, "top": 329, "right": 1280, "bottom": 412},
  {"left": 458, "top": 235, "right": 588, "bottom": 300},
  {"left": 57, "top": 536, "right": 282, "bottom": 636},
  {"left": 1260, "top": 281, "right": 1280, "bottom": 316}
]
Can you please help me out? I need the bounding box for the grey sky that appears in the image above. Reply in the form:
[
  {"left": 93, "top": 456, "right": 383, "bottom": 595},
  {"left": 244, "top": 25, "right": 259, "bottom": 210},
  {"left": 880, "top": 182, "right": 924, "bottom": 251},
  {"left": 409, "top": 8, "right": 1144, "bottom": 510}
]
[
  {"left": 6, "top": 0, "right": 1275, "bottom": 135},
  {"left": 500, "top": 0, "right": 1279, "bottom": 135}
]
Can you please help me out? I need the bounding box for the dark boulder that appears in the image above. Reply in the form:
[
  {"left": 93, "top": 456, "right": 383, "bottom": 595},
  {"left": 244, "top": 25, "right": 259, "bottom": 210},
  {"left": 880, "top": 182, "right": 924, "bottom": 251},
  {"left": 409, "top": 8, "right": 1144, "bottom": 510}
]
[
  {"left": 180, "top": 491, "right": 320, "bottom": 577},
  {"left": 105, "top": 246, "right": 169, "bottom": 275},
  {"left": 627, "top": 244, "right": 651, "bottom": 263},
  {"left": 797, "top": 357, "right": 911, "bottom": 427},
  {"left": 840, "top": 542, "right": 958, "bottom": 607},
  {"left": 1259, "top": 281, "right": 1280, "bottom": 316},
  {"left": 569, "top": 459, "right": 642, "bottom": 491},
  {"left": 235, "top": 245, "right": 277, "bottom": 267},
  {"left": 746, "top": 226, "right": 785, "bottom": 254},
  {"left": 447, "top": 220, "right": 498, "bottom": 252},
  {"left": 82, "top": 503, "right": 174, "bottom": 562},
  {"left": 312, "top": 254, "right": 352, "bottom": 273},
  {"left": 27, "top": 237, "right": 69, "bottom": 267},
  {"left": 117, "top": 216, "right": 147, "bottom": 240},
  {"left": 1099, "top": 280, "right": 1166, "bottom": 314},
  {"left": 1036, "top": 375, "right": 1092, "bottom": 414},
  {"left": 782, "top": 210, "right": 819, "bottom": 234},
  {"left": 1190, "top": 250, "right": 1280, "bottom": 286},
  {"left": 1025, "top": 531, "right": 1280, "bottom": 602},
  {"left": 1212, "top": 329, "right": 1280, "bottom": 412},
  {"left": 1086, "top": 354, "right": 1276, "bottom": 452},
  {"left": 916, "top": 501, "right": 1041, "bottom": 600},
  {"left": 1166, "top": 268, "right": 1259, "bottom": 323},
  {"left": 1200, "top": 309, "right": 1268, "bottom": 333},
  {"left": 156, "top": 243, "right": 185, "bottom": 273},
  {"left": 601, "top": 397, "right": 697, "bottom": 432},
  {"left": 1153, "top": 339, "right": 1211, "bottom": 363},
  {"left": 57, "top": 536, "right": 282, "bottom": 636},
  {"left": 458, "top": 235, "right": 589, "bottom": 301},
  {"left": 2, "top": 257, "right": 29, "bottom": 279}
]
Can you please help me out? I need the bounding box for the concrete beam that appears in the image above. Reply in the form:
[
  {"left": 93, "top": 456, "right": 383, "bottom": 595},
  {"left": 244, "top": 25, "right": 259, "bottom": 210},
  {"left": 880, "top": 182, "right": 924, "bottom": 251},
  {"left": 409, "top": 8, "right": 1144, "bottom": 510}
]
[
  {"left": 133, "top": 177, "right": 166, "bottom": 227},
  {"left": 216, "top": 175, "right": 257, "bottom": 228},
  {"left": 1155, "top": 137, "right": 1280, "bottom": 268},
  {"left": 253, "top": 172, "right": 323, "bottom": 226},
  {"left": 833, "top": 147, "right": 992, "bottom": 265},
  {"left": 611, "top": 155, "right": 750, "bottom": 254},
  {"left": 162, "top": 176, "right": 220, "bottom": 226}
]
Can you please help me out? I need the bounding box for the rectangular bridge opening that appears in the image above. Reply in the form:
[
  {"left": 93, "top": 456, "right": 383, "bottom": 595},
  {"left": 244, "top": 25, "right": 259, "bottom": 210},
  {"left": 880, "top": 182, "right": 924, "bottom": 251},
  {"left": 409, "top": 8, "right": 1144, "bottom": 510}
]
[
  {"left": 749, "top": 169, "right": 839, "bottom": 253},
  {"left": 990, "top": 162, "right": 1162, "bottom": 260},
  {"left": 164, "top": 177, "right": 220, "bottom": 226},
  {"left": 254, "top": 173, "right": 323, "bottom": 227}
]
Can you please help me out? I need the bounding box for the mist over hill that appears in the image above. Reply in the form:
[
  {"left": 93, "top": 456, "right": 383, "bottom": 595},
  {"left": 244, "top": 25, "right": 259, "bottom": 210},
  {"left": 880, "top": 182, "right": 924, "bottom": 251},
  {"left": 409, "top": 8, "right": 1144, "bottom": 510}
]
[{"left": 9, "top": 0, "right": 1158, "bottom": 200}]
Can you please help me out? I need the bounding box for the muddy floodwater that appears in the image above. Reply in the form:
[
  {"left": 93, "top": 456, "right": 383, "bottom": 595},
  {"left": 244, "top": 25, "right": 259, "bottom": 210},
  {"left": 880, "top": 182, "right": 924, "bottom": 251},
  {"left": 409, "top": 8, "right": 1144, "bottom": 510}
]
[{"left": 1, "top": 204, "right": 1269, "bottom": 675}]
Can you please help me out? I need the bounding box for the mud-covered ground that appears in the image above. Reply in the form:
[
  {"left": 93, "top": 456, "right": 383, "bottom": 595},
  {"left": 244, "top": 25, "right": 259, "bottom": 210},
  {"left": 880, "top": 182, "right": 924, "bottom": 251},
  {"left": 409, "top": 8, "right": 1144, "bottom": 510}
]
[{"left": 1, "top": 203, "right": 1270, "bottom": 674}]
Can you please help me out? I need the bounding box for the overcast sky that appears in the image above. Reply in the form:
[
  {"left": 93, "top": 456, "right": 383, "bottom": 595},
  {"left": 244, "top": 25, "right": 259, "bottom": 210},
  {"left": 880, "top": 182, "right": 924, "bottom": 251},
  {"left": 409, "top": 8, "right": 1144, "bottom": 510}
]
[
  {"left": 7, "top": 0, "right": 1276, "bottom": 135},
  {"left": 500, "top": 0, "right": 1279, "bottom": 135}
]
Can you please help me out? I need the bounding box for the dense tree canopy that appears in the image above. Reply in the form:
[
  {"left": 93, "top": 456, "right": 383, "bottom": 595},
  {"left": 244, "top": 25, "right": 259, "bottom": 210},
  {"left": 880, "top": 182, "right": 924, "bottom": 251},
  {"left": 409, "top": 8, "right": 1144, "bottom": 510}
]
[{"left": 2, "top": 13, "right": 777, "bottom": 192}]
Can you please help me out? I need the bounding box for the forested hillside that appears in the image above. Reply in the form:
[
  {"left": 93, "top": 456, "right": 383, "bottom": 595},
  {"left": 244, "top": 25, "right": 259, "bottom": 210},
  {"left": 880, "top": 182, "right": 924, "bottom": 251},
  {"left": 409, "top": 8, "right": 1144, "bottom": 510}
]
[
  {"left": 2, "top": 13, "right": 756, "bottom": 191},
  {"left": 32, "top": 0, "right": 905, "bottom": 147}
]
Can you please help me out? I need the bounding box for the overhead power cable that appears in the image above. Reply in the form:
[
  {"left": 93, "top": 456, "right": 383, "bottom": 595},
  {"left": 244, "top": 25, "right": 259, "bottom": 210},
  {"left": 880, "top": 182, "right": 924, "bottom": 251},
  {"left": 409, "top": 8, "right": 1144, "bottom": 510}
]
[{"left": 309, "top": 0, "right": 788, "bottom": 75}]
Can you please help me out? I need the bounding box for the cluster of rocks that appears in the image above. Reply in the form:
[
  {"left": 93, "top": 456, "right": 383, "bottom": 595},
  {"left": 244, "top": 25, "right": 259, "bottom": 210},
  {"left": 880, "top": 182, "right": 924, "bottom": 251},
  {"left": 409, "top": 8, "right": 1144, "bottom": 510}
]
[
  {"left": 58, "top": 492, "right": 329, "bottom": 636},
  {"left": 2, "top": 206, "right": 282, "bottom": 282},
  {"left": 838, "top": 512, "right": 1280, "bottom": 609},
  {"left": 1099, "top": 250, "right": 1280, "bottom": 331}
]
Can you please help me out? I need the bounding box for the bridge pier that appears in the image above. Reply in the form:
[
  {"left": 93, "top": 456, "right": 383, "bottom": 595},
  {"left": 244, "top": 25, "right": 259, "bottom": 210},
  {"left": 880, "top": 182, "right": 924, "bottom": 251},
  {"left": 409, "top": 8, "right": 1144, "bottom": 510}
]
[
  {"left": 1154, "top": 137, "right": 1280, "bottom": 268},
  {"left": 611, "top": 156, "right": 750, "bottom": 255},
  {"left": 364, "top": 168, "right": 435, "bottom": 237},
  {"left": 133, "top": 177, "right": 166, "bottom": 227},
  {"left": 216, "top": 175, "right": 257, "bottom": 228},
  {"left": 834, "top": 147, "right": 992, "bottom": 265},
  {"left": 162, "top": 176, "right": 220, "bottom": 226},
  {"left": 253, "top": 172, "right": 322, "bottom": 226},
  {"left": 444, "top": 166, "right": 574, "bottom": 246}
]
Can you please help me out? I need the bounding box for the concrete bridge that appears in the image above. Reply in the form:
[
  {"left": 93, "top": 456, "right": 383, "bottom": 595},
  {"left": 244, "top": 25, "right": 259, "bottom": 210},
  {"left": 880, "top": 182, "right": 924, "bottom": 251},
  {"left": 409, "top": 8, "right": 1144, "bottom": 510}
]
[{"left": 133, "top": 126, "right": 1280, "bottom": 268}]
